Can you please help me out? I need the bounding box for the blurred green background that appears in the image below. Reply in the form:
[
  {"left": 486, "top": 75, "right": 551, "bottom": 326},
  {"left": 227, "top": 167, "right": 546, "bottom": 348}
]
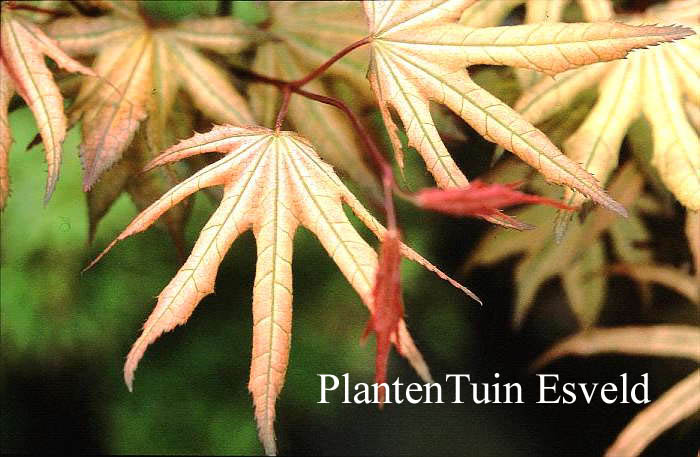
[{"left": 1, "top": 1, "right": 698, "bottom": 455}]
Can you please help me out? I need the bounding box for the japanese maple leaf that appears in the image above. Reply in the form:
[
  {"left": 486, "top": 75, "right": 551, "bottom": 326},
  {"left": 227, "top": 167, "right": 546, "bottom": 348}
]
[
  {"left": 512, "top": 0, "right": 700, "bottom": 233},
  {"left": 88, "top": 125, "right": 477, "bottom": 455},
  {"left": 610, "top": 209, "right": 699, "bottom": 305},
  {"left": 466, "top": 159, "right": 654, "bottom": 328},
  {"left": 363, "top": 0, "right": 693, "bottom": 217},
  {"left": 46, "top": 5, "right": 256, "bottom": 190},
  {"left": 0, "top": 3, "right": 95, "bottom": 208},
  {"left": 533, "top": 325, "right": 700, "bottom": 457}
]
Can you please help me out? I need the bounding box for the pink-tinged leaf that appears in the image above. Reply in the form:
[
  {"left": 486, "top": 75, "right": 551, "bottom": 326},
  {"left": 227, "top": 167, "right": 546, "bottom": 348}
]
[
  {"left": 363, "top": 230, "right": 404, "bottom": 404},
  {"left": 92, "top": 126, "right": 448, "bottom": 454},
  {"left": 76, "top": 34, "right": 153, "bottom": 190},
  {"left": 0, "top": 7, "right": 95, "bottom": 203},
  {"left": 416, "top": 180, "right": 573, "bottom": 222}
]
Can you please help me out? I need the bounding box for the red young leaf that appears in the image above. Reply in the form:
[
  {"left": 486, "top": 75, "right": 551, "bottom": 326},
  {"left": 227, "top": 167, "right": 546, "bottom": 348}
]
[
  {"left": 363, "top": 229, "right": 403, "bottom": 405},
  {"left": 416, "top": 180, "right": 574, "bottom": 223}
]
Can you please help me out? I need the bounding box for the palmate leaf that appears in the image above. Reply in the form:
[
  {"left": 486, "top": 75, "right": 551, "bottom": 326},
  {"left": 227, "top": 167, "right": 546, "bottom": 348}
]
[
  {"left": 466, "top": 160, "right": 653, "bottom": 328},
  {"left": 0, "top": 3, "right": 95, "bottom": 208},
  {"left": 249, "top": 42, "right": 380, "bottom": 199},
  {"left": 532, "top": 325, "right": 700, "bottom": 457},
  {"left": 510, "top": 0, "right": 700, "bottom": 232},
  {"left": 363, "top": 0, "right": 692, "bottom": 217},
  {"left": 609, "top": 210, "right": 700, "bottom": 305},
  {"left": 88, "top": 125, "right": 476, "bottom": 455},
  {"left": 266, "top": 1, "right": 372, "bottom": 99},
  {"left": 47, "top": 7, "right": 255, "bottom": 191}
]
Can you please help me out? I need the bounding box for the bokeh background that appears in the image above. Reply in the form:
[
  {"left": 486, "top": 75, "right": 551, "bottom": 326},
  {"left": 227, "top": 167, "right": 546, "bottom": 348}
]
[{"left": 2, "top": 1, "right": 698, "bottom": 455}]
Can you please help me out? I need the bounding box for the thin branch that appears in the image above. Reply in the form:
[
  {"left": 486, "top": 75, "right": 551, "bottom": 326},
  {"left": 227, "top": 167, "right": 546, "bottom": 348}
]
[
  {"left": 275, "top": 86, "right": 292, "bottom": 133},
  {"left": 295, "top": 88, "right": 397, "bottom": 230},
  {"left": 290, "top": 36, "right": 371, "bottom": 88}
]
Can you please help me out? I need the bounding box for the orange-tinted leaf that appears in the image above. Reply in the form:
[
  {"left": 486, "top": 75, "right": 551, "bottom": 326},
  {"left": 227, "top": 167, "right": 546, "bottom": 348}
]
[
  {"left": 0, "top": 5, "right": 95, "bottom": 203},
  {"left": 90, "top": 125, "right": 475, "bottom": 454}
]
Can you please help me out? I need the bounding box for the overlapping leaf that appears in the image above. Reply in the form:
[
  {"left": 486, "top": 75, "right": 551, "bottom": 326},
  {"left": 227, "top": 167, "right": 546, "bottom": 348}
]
[
  {"left": 466, "top": 160, "right": 653, "bottom": 327},
  {"left": 511, "top": 0, "right": 700, "bottom": 234},
  {"left": 88, "top": 125, "right": 477, "bottom": 455},
  {"left": 610, "top": 210, "right": 699, "bottom": 305},
  {"left": 249, "top": 41, "right": 379, "bottom": 198},
  {"left": 47, "top": 7, "right": 256, "bottom": 190},
  {"left": 533, "top": 325, "right": 700, "bottom": 457},
  {"left": 0, "top": 3, "right": 95, "bottom": 208},
  {"left": 363, "top": 0, "right": 692, "bottom": 218}
]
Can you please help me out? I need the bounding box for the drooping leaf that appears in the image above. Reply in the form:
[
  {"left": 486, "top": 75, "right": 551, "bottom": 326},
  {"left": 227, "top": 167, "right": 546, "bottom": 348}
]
[
  {"left": 363, "top": 229, "right": 404, "bottom": 405},
  {"left": 511, "top": 0, "right": 700, "bottom": 219},
  {"left": 88, "top": 125, "right": 476, "bottom": 455},
  {"left": 532, "top": 325, "right": 700, "bottom": 457},
  {"left": 0, "top": 3, "right": 95, "bottom": 205},
  {"left": 363, "top": 0, "right": 691, "bottom": 217}
]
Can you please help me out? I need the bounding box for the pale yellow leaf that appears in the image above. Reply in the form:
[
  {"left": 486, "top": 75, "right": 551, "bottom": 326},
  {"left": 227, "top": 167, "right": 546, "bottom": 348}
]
[
  {"left": 46, "top": 15, "right": 141, "bottom": 56},
  {"left": 643, "top": 49, "right": 700, "bottom": 210},
  {"left": 171, "top": 17, "right": 254, "bottom": 54},
  {"left": 269, "top": 1, "right": 372, "bottom": 98},
  {"left": 165, "top": 38, "right": 253, "bottom": 125},
  {"left": 561, "top": 58, "right": 642, "bottom": 209},
  {"left": 532, "top": 325, "right": 700, "bottom": 371},
  {"left": 362, "top": 0, "right": 686, "bottom": 214},
  {"left": 460, "top": 0, "right": 521, "bottom": 28}
]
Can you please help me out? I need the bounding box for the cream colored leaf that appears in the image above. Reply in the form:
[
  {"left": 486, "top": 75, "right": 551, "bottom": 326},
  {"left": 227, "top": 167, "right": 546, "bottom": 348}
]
[
  {"left": 532, "top": 325, "right": 700, "bottom": 370},
  {"left": 165, "top": 38, "right": 253, "bottom": 125},
  {"left": 643, "top": 49, "right": 700, "bottom": 210},
  {"left": 269, "top": 1, "right": 371, "bottom": 96},
  {"left": 362, "top": 0, "right": 687, "bottom": 215},
  {"left": 46, "top": 15, "right": 141, "bottom": 56},
  {"left": 558, "top": 57, "right": 642, "bottom": 217},
  {"left": 512, "top": 63, "right": 607, "bottom": 127},
  {"left": 249, "top": 42, "right": 281, "bottom": 129},
  {"left": 171, "top": 17, "right": 254, "bottom": 54},
  {"left": 270, "top": 42, "right": 380, "bottom": 198},
  {"left": 91, "top": 125, "right": 467, "bottom": 454},
  {"left": 459, "top": 0, "right": 521, "bottom": 28},
  {"left": 577, "top": 0, "right": 615, "bottom": 22},
  {"left": 0, "top": 6, "right": 95, "bottom": 203},
  {"left": 383, "top": 22, "right": 693, "bottom": 76},
  {"left": 605, "top": 370, "right": 700, "bottom": 457}
]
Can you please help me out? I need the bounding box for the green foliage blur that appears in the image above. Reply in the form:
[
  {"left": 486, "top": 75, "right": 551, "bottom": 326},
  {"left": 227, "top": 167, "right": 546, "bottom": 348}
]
[{"left": 1, "top": 1, "right": 697, "bottom": 456}]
